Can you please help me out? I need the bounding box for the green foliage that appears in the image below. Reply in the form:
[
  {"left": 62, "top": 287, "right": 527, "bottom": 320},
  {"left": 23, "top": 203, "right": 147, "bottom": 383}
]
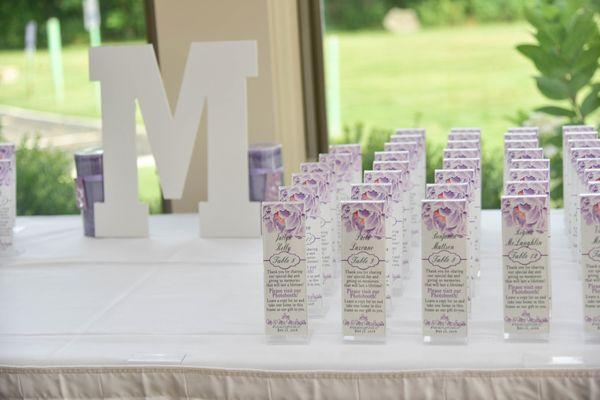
[
  {"left": 0, "top": 0, "right": 145, "bottom": 49},
  {"left": 15, "top": 136, "right": 78, "bottom": 215},
  {"left": 324, "top": 0, "right": 533, "bottom": 30},
  {"left": 517, "top": 0, "right": 600, "bottom": 123}
]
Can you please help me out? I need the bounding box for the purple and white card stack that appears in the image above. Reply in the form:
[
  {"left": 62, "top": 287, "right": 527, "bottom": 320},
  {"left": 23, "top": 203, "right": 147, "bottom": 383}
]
[
  {"left": 501, "top": 127, "right": 551, "bottom": 340},
  {"left": 261, "top": 202, "right": 309, "bottom": 343}
]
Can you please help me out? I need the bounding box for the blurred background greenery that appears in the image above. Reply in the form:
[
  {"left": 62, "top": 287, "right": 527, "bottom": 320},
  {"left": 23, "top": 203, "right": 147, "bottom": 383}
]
[{"left": 0, "top": 0, "right": 599, "bottom": 213}]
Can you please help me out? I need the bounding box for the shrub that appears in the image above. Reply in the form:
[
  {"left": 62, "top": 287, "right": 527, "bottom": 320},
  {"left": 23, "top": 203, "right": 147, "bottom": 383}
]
[{"left": 15, "top": 136, "right": 78, "bottom": 215}]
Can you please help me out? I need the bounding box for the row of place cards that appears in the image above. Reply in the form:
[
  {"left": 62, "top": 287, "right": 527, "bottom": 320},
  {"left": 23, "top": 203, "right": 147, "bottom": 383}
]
[
  {"left": 561, "top": 125, "right": 600, "bottom": 340},
  {"left": 421, "top": 127, "right": 481, "bottom": 343},
  {"left": 501, "top": 127, "right": 551, "bottom": 340},
  {"left": 262, "top": 129, "right": 427, "bottom": 342}
]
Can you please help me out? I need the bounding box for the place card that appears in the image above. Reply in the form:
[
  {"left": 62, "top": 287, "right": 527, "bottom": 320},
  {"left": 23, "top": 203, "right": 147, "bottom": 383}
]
[
  {"left": 510, "top": 159, "right": 549, "bottom": 170},
  {"left": 502, "top": 195, "right": 550, "bottom": 340},
  {"left": 319, "top": 153, "right": 353, "bottom": 201},
  {"left": 262, "top": 201, "right": 309, "bottom": 342},
  {"left": 0, "top": 160, "right": 13, "bottom": 249},
  {"left": 341, "top": 200, "right": 387, "bottom": 342},
  {"left": 279, "top": 185, "right": 324, "bottom": 316},
  {"left": 0, "top": 143, "right": 16, "bottom": 227},
  {"left": 588, "top": 182, "right": 600, "bottom": 193},
  {"left": 301, "top": 162, "right": 340, "bottom": 275},
  {"left": 442, "top": 159, "right": 481, "bottom": 278},
  {"left": 425, "top": 183, "right": 474, "bottom": 303},
  {"left": 364, "top": 170, "right": 411, "bottom": 287},
  {"left": 292, "top": 172, "right": 334, "bottom": 294},
  {"left": 373, "top": 160, "right": 419, "bottom": 248},
  {"left": 505, "top": 133, "right": 538, "bottom": 141},
  {"left": 351, "top": 184, "right": 397, "bottom": 310},
  {"left": 504, "top": 148, "right": 545, "bottom": 184},
  {"left": 329, "top": 144, "right": 362, "bottom": 183},
  {"left": 508, "top": 127, "right": 539, "bottom": 134},
  {"left": 505, "top": 181, "right": 549, "bottom": 197},
  {"left": 504, "top": 139, "right": 539, "bottom": 149},
  {"left": 384, "top": 141, "right": 424, "bottom": 200},
  {"left": 374, "top": 151, "right": 409, "bottom": 162},
  {"left": 580, "top": 194, "right": 600, "bottom": 339},
  {"left": 567, "top": 148, "right": 600, "bottom": 246},
  {"left": 447, "top": 140, "right": 480, "bottom": 150},
  {"left": 507, "top": 168, "right": 550, "bottom": 182},
  {"left": 421, "top": 199, "right": 469, "bottom": 343}
]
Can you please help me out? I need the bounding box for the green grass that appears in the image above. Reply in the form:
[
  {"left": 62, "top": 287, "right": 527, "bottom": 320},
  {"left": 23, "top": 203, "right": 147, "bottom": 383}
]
[
  {"left": 138, "top": 165, "right": 162, "bottom": 214},
  {"left": 0, "top": 45, "right": 101, "bottom": 118},
  {"left": 329, "top": 23, "right": 548, "bottom": 150}
]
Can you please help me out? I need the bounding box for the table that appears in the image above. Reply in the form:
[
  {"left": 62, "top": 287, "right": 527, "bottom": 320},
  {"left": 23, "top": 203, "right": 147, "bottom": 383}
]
[{"left": 1, "top": 211, "right": 599, "bottom": 399}]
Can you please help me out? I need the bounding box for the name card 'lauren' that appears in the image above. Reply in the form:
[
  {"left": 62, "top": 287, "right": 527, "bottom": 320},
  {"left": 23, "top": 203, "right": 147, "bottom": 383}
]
[
  {"left": 502, "top": 195, "right": 550, "bottom": 339},
  {"left": 262, "top": 202, "right": 308, "bottom": 342},
  {"left": 341, "top": 200, "right": 387, "bottom": 342},
  {"left": 421, "top": 199, "right": 469, "bottom": 343}
]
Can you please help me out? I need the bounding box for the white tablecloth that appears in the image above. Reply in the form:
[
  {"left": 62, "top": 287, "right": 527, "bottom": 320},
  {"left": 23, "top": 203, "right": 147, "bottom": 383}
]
[{"left": 1, "top": 211, "right": 599, "bottom": 399}]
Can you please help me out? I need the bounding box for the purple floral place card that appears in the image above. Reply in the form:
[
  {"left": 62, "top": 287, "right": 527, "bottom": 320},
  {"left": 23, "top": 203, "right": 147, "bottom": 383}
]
[
  {"left": 443, "top": 149, "right": 480, "bottom": 160},
  {"left": 373, "top": 160, "right": 410, "bottom": 172},
  {"left": 508, "top": 168, "right": 550, "bottom": 182},
  {"left": 505, "top": 133, "right": 538, "bottom": 141},
  {"left": 448, "top": 132, "right": 480, "bottom": 141},
  {"left": 364, "top": 170, "right": 410, "bottom": 284},
  {"left": 0, "top": 160, "right": 14, "bottom": 248},
  {"left": 425, "top": 183, "right": 476, "bottom": 293},
  {"left": 563, "top": 125, "right": 597, "bottom": 133},
  {"left": 511, "top": 159, "right": 549, "bottom": 170},
  {"left": 319, "top": 153, "right": 353, "bottom": 201},
  {"left": 443, "top": 158, "right": 481, "bottom": 193},
  {"left": 384, "top": 142, "right": 420, "bottom": 166},
  {"left": 374, "top": 151, "right": 409, "bottom": 162},
  {"left": 434, "top": 169, "right": 475, "bottom": 193},
  {"left": 447, "top": 140, "right": 480, "bottom": 150},
  {"left": 501, "top": 195, "right": 550, "bottom": 339},
  {"left": 395, "top": 128, "right": 426, "bottom": 137},
  {"left": 580, "top": 194, "right": 600, "bottom": 337},
  {"left": 421, "top": 199, "right": 469, "bottom": 342},
  {"left": 341, "top": 200, "right": 387, "bottom": 342},
  {"left": 588, "top": 182, "right": 600, "bottom": 193},
  {"left": 262, "top": 202, "right": 309, "bottom": 341},
  {"left": 505, "top": 181, "right": 549, "bottom": 197},
  {"left": 567, "top": 149, "right": 600, "bottom": 234},
  {"left": 507, "top": 127, "right": 539, "bottom": 134},
  {"left": 351, "top": 184, "right": 399, "bottom": 307},
  {"left": 329, "top": 144, "right": 362, "bottom": 183},
  {"left": 505, "top": 139, "right": 539, "bottom": 150},
  {"left": 279, "top": 185, "right": 324, "bottom": 316},
  {"left": 292, "top": 172, "right": 334, "bottom": 294},
  {"left": 504, "top": 148, "right": 545, "bottom": 184},
  {"left": 0, "top": 143, "right": 16, "bottom": 228},
  {"left": 451, "top": 127, "right": 481, "bottom": 134}
]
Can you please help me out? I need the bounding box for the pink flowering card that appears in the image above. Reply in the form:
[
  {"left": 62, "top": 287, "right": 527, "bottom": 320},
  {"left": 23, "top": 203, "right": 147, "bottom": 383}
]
[
  {"left": 341, "top": 200, "right": 387, "bottom": 341},
  {"left": 501, "top": 195, "right": 550, "bottom": 338},
  {"left": 262, "top": 202, "right": 308, "bottom": 340},
  {"left": 421, "top": 199, "right": 469, "bottom": 341}
]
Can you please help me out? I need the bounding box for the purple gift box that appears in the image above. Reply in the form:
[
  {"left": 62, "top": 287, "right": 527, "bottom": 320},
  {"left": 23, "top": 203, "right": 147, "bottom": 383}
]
[
  {"left": 74, "top": 149, "right": 104, "bottom": 237},
  {"left": 248, "top": 143, "right": 283, "bottom": 202}
]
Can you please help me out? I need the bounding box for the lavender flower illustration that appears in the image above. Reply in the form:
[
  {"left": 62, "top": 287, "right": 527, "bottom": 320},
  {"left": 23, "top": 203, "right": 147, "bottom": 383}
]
[
  {"left": 502, "top": 197, "right": 547, "bottom": 234},
  {"left": 262, "top": 202, "right": 305, "bottom": 239},
  {"left": 280, "top": 186, "right": 319, "bottom": 219},
  {"left": 0, "top": 161, "right": 12, "bottom": 186},
  {"left": 341, "top": 202, "right": 385, "bottom": 239},
  {"left": 581, "top": 196, "right": 600, "bottom": 226},
  {"left": 422, "top": 201, "right": 466, "bottom": 237}
]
